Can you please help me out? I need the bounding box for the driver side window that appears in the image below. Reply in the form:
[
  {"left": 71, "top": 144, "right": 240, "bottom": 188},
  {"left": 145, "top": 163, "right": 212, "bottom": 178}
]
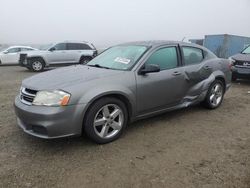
[
  {"left": 7, "top": 48, "right": 20, "bottom": 53},
  {"left": 53, "top": 43, "right": 66, "bottom": 51},
  {"left": 145, "top": 47, "right": 178, "bottom": 70}
]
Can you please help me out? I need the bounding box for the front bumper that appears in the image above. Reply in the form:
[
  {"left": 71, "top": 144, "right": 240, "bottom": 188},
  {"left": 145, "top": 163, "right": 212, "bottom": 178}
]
[
  {"left": 232, "top": 66, "right": 250, "bottom": 79},
  {"left": 14, "top": 97, "right": 87, "bottom": 139}
]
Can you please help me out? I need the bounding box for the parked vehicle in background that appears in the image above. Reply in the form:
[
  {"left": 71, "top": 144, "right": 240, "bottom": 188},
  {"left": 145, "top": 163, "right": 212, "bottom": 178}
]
[
  {"left": 190, "top": 34, "right": 250, "bottom": 58},
  {"left": 19, "top": 41, "right": 98, "bottom": 72},
  {"left": 0, "top": 46, "right": 37, "bottom": 65},
  {"left": 14, "top": 41, "right": 231, "bottom": 144},
  {"left": 230, "top": 45, "right": 250, "bottom": 81}
]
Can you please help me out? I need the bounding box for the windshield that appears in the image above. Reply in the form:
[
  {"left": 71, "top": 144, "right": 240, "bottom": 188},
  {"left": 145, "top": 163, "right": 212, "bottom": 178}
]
[
  {"left": 242, "top": 46, "right": 250, "bottom": 54},
  {"left": 87, "top": 45, "right": 148, "bottom": 70}
]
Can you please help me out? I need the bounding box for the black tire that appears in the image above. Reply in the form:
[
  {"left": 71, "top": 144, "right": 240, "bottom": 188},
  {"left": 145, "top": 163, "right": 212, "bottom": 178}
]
[
  {"left": 79, "top": 56, "right": 92, "bottom": 64},
  {"left": 30, "top": 58, "right": 45, "bottom": 72},
  {"left": 83, "top": 97, "right": 128, "bottom": 144},
  {"left": 232, "top": 74, "right": 237, "bottom": 82},
  {"left": 202, "top": 79, "right": 225, "bottom": 109}
]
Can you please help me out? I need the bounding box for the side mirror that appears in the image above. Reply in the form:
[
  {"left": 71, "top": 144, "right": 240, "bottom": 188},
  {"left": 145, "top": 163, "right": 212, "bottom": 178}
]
[
  {"left": 49, "top": 47, "right": 56, "bottom": 51},
  {"left": 139, "top": 64, "right": 160, "bottom": 75},
  {"left": 2, "top": 50, "right": 8, "bottom": 54}
]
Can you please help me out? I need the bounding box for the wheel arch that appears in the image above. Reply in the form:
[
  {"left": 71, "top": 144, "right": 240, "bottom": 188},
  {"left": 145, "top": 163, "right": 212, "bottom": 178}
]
[
  {"left": 27, "top": 56, "right": 47, "bottom": 65},
  {"left": 79, "top": 55, "right": 93, "bottom": 62},
  {"left": 214, "top": 76, "right": 226, "bottom": 91},
  {"left": 82, "top": 92, "right": 133, "bottom": 131}
]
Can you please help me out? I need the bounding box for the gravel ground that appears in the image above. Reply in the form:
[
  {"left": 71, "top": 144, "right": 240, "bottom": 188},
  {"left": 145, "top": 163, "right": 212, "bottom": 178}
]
[{"left": 0, "top": 66, "right": 250, "bottom": 188}]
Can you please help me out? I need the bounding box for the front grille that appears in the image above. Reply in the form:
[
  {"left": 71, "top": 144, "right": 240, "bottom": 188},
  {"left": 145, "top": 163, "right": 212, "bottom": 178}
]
[
  {"left": 235, "top": 61, "right": 250, "bottom": 68},
  {"left": 20, "top": 87, "right": 37, "bottom": 105}
]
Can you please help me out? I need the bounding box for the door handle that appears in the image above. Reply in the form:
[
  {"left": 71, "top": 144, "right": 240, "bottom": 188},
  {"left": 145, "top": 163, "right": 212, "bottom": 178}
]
[
  {"left": 204, "top": 65, "right": 211, "bottom": 70},
  {"left": 172, "top": 71, "right": 181, "bottom": 76}
]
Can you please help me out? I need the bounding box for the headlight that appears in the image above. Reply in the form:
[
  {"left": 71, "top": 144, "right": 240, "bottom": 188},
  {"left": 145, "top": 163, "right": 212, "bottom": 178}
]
[
  {"left": 32, "top": 90, "right": 70, "bottom": 106},
  {"left": 228, "top": 57, "right": 236, "bottom": 63}
]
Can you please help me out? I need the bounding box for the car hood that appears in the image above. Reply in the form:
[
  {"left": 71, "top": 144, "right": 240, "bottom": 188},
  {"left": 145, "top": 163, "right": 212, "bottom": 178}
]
[
  {"left": 22, "top": 65, "right": 123, "bottom": 90},
  {"left": 231, "top": 53, "right": 250, "bottom": 62}
]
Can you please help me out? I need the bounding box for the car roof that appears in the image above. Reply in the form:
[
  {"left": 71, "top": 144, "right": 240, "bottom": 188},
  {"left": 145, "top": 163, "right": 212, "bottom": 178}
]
[
  {"left": 118, "top": 40, "right": 202, "bottom": 48},
  {"left": 7, "top": 46, "right": 35, "bottom": 49},
  {"left": 62, "top": 40, "right": 90, "bottom": 44}
]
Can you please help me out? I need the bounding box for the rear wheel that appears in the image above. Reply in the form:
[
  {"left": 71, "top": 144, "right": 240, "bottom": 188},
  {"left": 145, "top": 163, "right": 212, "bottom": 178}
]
[
  {"left": 202, "top": 79, "right": 225, "bottom": 109},
  {"left": 79, "top": 57, "right": 92, "bottom": 64},
  {"left": 83, "top": 97, "right": 128, "bottom": 144},
  {"left": 30, "top": 58, "right": 45, "bottom": 72}
]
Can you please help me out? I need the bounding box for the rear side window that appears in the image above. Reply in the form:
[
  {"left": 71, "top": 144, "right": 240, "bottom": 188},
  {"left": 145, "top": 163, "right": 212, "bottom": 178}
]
[
  {"left": 67, "top": 43, "right": 92, "bottom": 50},
  {"left": 145, "top": 47, "right": 178, "bottom": 70},
  {"left": 183, "top": 47, "right": 203, "bottom": 65},
  {"left": 79, "top": 43, "right": 92, "bottom": 50},
  {"left": 21, "top": 48, "right": 33, "bottom": 51},
  {"left": 54, "top": 43, "right": 67, "bottom": 50}
]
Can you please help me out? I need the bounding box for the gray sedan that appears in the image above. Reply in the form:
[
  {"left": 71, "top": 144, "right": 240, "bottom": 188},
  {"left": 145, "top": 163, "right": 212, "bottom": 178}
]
[{"left": 14, "top": 41, "right": 232, "bottom": 144}]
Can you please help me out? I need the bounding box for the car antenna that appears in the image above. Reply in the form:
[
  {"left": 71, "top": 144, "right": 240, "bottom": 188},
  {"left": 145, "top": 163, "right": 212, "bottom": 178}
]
[{"left": 181, "top": 37, "right": 186, "bottom": 42}]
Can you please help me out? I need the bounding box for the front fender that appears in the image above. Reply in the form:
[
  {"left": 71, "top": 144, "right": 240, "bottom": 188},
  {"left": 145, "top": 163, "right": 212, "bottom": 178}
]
[
  {"left": 77, "top": 85, "right": 136, "bottom": 116},
  {"left": 27, "top": 55, "right": 48, "bottom": 65}
]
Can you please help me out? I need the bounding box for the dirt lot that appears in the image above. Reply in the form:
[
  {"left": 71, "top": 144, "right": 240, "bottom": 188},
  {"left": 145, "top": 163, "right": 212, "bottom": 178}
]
[{"left": 0, "top": 66, "right": 250, "bottom": 188}]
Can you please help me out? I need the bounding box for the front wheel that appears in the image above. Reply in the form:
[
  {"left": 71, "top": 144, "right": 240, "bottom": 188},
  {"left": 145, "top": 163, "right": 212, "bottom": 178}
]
[
  {"left": 30, "top": 58, "right": 45, "bottom": 72},
  {"left": 83, "top": 97, "right": 128, "bottom": 144},
  {"left": 202, "top": 80, "right": 225, "bottom": 109}
]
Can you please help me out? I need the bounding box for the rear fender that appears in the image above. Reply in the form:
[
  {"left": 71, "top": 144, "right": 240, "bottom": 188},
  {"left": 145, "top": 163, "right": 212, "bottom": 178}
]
[{"left": 185, "top": 70, "right": 225, "bottom": 98}]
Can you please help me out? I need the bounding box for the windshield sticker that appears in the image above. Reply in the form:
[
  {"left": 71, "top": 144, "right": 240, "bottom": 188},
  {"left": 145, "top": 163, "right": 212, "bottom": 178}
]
[{"left": 114, "top": 57, "right": 131, "bottom": 64}]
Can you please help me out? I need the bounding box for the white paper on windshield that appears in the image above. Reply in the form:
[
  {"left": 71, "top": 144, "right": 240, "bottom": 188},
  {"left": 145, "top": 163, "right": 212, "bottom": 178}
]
[{"left": 114, "top": 57, "right": 131, "bottom": 64}]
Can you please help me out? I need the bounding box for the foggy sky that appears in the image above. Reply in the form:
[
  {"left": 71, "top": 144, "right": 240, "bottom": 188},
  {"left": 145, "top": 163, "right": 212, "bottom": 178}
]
[{"left": 0, "top": 0, "right": 250, "bottom": 47}]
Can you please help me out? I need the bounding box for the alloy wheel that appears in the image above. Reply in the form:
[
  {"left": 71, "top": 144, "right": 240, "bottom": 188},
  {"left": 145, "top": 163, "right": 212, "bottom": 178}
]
[
  {"left": 209, "top": 83, "right": 223, "bottom": 107},
  {"left": 32, "top": 61, "right": 43, "bottom": 71},
  {"left": 93, "top": 104, "right": 124, "bottom": 139}
]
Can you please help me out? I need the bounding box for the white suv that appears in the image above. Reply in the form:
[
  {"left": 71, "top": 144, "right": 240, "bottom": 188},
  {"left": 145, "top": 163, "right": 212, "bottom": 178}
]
[
  {"left": 20, "top": 41, "right": 97, "bottom": 72},
  {"left": 0, "top": 46, "right": 37, "bottom": 65}
]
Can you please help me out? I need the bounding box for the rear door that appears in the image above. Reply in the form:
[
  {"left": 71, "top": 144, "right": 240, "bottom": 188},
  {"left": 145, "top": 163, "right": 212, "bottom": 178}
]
[
  {"left": 136, "top": 45, "right": 188, "bottom": 114},
  {"left": 66, "top": 43, "right": 83, "bottom": 63},
  {"left": 67, "top": 43, "right": 94, "bottom": 63},
  {"left": 180, "top": 46, "right": 213, "bottom": 87}
]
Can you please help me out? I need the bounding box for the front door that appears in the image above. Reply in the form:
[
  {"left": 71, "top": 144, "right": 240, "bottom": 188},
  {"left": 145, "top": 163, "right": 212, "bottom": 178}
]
[
  {"left": 2, "top": 48, "right": 21, "bottom": 64},
  {"left": 136, "top": 46, "right": 188, "bottom": 115},
  {"left": 46, "top": 43, "right": 71, "bottom": 64}
]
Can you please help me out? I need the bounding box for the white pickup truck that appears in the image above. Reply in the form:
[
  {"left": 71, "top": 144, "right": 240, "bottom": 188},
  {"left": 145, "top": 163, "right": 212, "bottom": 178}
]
[{"left": 20, "top": 41, "right": 97, "bottom": 72}]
